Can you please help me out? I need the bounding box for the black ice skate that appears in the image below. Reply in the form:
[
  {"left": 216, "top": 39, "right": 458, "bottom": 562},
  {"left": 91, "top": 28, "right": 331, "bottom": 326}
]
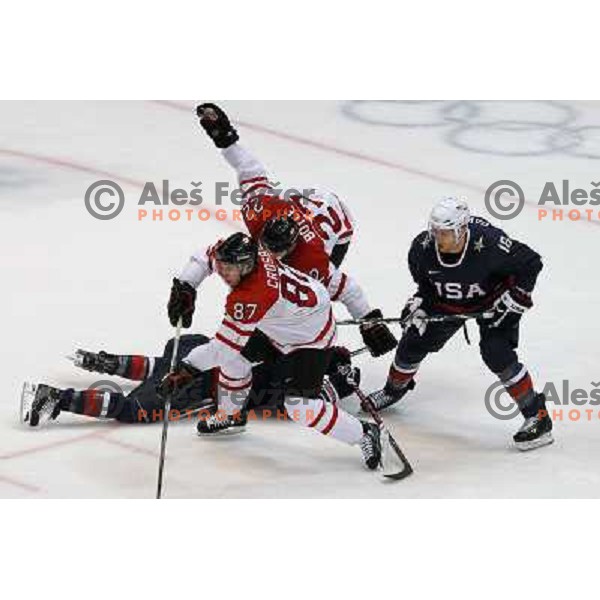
[
  {"left": 367, "top": 379, "right": 416, "bottom": 411},
  {"left": 70, "top": 349, "right": 119, "bottom": 375},
  {"left": 360, "top": 422, "right": 382, "bottom": 470},
  {"left": 196, "top": 410, "right": 248, "bottom": 436},
  {"left": 513, "top": 405, "right": 554, "bottom": 451},
  {"left": 20, "top": 383, "right": 62, "bottom": 427}
]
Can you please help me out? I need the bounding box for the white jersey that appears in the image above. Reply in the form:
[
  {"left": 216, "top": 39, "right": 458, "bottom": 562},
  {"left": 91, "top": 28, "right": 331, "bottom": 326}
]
[
  {"left": 296, "top": 188, "right": 356, "bottom": 255},
  {"left": 179, "top": 244, "right": 336, "bottom": 395}
]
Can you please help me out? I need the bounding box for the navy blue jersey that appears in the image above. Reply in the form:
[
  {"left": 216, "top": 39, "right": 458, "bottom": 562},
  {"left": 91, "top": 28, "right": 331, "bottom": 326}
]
[{"left": 408, "top": 216, "right": 543, "bottom": 314}]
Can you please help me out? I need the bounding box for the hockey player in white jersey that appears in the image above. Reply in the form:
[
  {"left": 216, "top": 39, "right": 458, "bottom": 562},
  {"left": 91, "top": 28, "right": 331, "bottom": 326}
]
[
  {"left": 193, "top": 102, "right": 396, "bottom": 359},
  {"left": 160, "top": 232, "right": 383, "bottom": 470}
]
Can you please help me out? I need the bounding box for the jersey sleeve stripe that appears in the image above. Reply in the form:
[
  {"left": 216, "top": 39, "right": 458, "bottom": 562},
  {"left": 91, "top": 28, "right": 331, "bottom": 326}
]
[
  {"left": 330, "top": 273, "right": 347, "bottom": 301},
  {"left": 215, "top": 333, "right": 245, "bottom": 352},
  {"left": 223, "top": 319, "right": 254, "bottom": 337},
  {"left": 242, "top": 182, "right": 271, "bottom": 199},
  {"left": 240, "top": 176, "right": 269, "bottom": 185}
]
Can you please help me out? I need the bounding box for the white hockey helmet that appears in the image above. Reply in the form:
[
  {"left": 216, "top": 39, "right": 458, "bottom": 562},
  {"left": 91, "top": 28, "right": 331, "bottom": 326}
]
[{"left": 428, "top": 196, "right": 470, "bottom": 244}]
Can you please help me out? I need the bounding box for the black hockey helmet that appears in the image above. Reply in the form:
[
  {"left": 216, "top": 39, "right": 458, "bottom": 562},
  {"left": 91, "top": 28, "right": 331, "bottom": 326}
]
[
  {"left": 261, "top": 216, "right": 300, "bottom": 255},
  {"left": 215, "top": 232, "right": 258, "bottom": 276}
]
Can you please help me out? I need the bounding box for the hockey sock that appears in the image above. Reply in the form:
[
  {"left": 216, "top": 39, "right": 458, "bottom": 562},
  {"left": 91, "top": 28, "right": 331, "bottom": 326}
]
[
  {"left": 386, "top": 359, "right": 419, "bottom": 395},
  {"left": 60, "top": 388, "right": 126, "bottom": 419},
  {"left": 216, "top": 367, "right": 252, "bottom": 415},
  {"left": 498, "top": 362, "right": 541, "bottom": 418},
  {"left": 284, "top": 393, "right": 363, "bottom": 445}
]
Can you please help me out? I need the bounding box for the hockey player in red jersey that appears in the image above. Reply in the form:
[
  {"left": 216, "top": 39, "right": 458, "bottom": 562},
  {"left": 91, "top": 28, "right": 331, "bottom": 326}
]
[
  {"left": 161, "top": 232, "right": 383, "bottom": 470},
  {"left": 194, "top": 102, "right": 396, "bottom": 359}
]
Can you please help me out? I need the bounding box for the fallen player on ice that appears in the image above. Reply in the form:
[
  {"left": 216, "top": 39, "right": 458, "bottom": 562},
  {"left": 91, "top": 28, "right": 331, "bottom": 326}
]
[{"left": 20, "top": 334, "right": 361, "bottom": 428}]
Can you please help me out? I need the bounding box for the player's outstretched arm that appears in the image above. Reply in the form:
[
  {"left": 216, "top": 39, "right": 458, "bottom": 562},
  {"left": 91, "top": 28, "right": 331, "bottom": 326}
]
[{"left": 196, "top": 102, "right": 273, "bottom": 203}]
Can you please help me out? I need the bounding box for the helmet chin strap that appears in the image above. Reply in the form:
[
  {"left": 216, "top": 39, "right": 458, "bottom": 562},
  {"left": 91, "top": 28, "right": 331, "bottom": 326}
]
[{"left": 453, "top": 225, "right": 468, "bottom": 245}]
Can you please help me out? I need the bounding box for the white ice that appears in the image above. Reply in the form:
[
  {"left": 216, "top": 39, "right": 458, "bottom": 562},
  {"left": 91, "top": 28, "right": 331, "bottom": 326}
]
[{"left": 1, "top": 100, "right": 599, "bottom": 498}]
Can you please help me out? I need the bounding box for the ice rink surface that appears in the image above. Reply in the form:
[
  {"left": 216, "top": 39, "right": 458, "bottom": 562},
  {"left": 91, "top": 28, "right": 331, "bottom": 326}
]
[{"left": 1, "top": 100, "right": 599, "bottom": 498}]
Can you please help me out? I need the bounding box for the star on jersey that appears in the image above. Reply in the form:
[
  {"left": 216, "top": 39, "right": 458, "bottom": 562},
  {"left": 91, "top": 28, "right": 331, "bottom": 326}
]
[
  {"left": 474, "top": 236, "right": 485, "bottom": 253},
  {"left": 421, "top": 235, "right": 431, "bottom": 249}
]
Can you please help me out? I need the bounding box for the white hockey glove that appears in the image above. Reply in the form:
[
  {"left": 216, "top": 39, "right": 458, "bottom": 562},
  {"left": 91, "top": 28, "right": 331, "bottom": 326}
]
[{"left": 400, "top": 295, "right": 429, "bottom": 336}]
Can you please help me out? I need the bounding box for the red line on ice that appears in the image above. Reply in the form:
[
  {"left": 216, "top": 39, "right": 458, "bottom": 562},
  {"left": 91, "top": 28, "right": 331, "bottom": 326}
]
[
  {"left": 0, "top": 147, "right": 234, "bottom": 226},
  {"left": 0, "top": 473, "right": 42, "bottom": 494}
]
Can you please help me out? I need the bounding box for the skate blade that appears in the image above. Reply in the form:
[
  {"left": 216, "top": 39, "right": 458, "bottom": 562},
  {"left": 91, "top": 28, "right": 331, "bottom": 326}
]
[
  {"left": 20, "top": 382, "right": 37, "bottom": 425},
  {"left": 196, "top": 425, "right": 246, "bottom": 438},
  {"left": 515, "top": 432, "right": 554, "bottom": 452}
]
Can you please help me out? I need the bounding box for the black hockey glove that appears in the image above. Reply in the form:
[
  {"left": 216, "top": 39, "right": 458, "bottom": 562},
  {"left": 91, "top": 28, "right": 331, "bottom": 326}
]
[
  {"left": 327, "top": 346, "right": 361, "bottom": 398},
  {"left": 483, "top": 288, "right": 532, "bottom": 329},
  {"left": 359, "top": 309, "right": 398, "bottom": 357},
  {"left": 196, "top": 103, "right": 239, "bottom": 149},
  {"left": 168, "top": 278, "right": 197, "bottom": 328},
  {"left": 400, "top": 295, "right": 429, "bottom": 336},
  {"left": 157, "top": 362, "right": 202, "bottom": 400}
]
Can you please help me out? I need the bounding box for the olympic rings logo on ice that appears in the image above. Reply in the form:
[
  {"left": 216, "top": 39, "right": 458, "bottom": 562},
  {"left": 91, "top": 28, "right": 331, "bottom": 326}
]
[
  {"left": 484, "top": 381, "right": 521, "bottom": 421},
  {"left": 84, "top": 180, "right": 125, "bottom": 220},
  {"left": 342, "top": 101, "right": 600, "bottom": 159},
  {"left": 484, "top": 180, "right": 525, "bottom": 220}
]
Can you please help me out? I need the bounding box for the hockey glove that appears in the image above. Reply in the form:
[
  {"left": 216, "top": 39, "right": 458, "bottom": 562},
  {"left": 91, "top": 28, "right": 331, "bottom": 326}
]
[
  {"left": 327, "top": 346, "right": 361, "bottom": 398},
  {"left": 359, "top": 309, "right": 398, "bottom": 357},
  {"left": 196, "top": 103, "right": 239, "bottom": 149},
  {"left": 168, "top": 278, "right": 197, "bottom": 328},
  {"left": 484, "top": 288, "right": 532, "bottom": 329},
  {"left": 400, "top": 295, "right": 428, "bottom": 336},
  {"left": 157, "top": 362, "right": 202, "bottom": 400}
]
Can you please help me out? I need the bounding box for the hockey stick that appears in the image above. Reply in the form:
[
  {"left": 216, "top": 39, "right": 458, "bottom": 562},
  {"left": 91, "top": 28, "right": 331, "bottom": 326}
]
[
  {"left": 353, "top": 385, "right": 413, "bottom": 481},
  {"left": 349, "top": 346, "right": 369, "bottom": 358},
  {"left": 156, "top": 318, "right": 183, "bottom": 499},
  {"left": 337, "top": 311, "right": 490, "bottom": 327}
]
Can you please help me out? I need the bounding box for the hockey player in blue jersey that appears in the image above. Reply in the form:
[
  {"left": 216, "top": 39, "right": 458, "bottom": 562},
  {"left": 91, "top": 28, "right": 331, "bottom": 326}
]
[{"left": 368, "top": 196, "right": 552, "bottom": 451}]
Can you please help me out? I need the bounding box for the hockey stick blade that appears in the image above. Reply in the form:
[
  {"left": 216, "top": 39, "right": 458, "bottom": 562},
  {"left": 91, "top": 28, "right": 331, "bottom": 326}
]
[
  {"left": 381, "top": 429, "right": 413, "bottom": 480},
  {"left": 353, "top": 385, "right": 414, "bottom": 481}
]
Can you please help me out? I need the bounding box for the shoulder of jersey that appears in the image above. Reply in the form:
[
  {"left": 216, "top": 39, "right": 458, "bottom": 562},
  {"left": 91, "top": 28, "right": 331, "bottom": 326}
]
[
  {"left": 469, "top": 216, "right": 505, "bottom": 246},
  {"left": 411, "top": 230, "right": 432, "bottom": 253},
  {"left": 225, "top": 249, "right": 280, "bottom": 322}
]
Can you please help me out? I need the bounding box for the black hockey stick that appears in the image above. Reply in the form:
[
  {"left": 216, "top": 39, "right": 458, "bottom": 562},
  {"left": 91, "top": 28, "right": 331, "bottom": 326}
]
[
  {"left": 349, "top": 346, "right": 369, "bottom": 358},
  {"left": 156, "top": 318, "right": 183, "bottom": 499},
  {"left": 353, "top": 385, "right": 413, "bottom": 481},
  {"left": 337, "top": 311, "right": 490, "bottom": 327}
]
